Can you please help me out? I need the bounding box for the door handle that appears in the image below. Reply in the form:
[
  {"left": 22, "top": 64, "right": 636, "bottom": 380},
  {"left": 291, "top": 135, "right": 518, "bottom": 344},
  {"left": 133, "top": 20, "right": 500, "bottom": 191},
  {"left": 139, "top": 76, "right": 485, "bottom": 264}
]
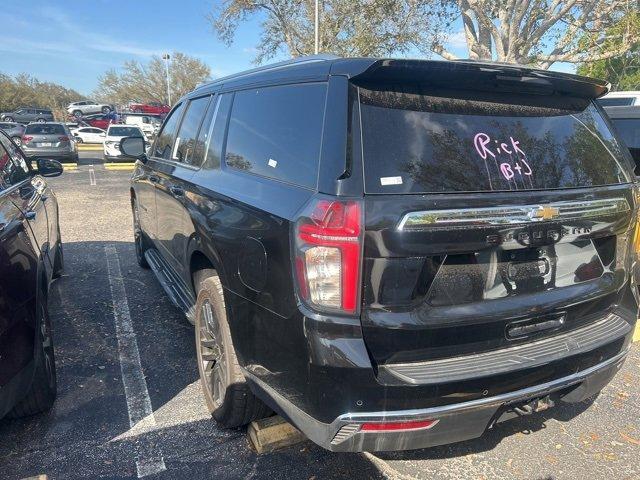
[
  {"left": 25, "top": 211, "right": 36, "bottom": 220},
  {"left": 149, "top": 175, "right": 159, "bottom": 183},
  {"left": 170, "top": 186, "right": 185, "bottom": 197}
]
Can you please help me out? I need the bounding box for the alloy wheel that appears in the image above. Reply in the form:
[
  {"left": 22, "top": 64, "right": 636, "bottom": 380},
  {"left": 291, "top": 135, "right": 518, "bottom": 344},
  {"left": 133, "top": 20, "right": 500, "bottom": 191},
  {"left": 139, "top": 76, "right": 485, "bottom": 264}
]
[
  {"left": 39, "top": 303, "right": 55, "bottom": 389},
  {"left": 198, "top": 300, "right": 227, "bottom": 409}
]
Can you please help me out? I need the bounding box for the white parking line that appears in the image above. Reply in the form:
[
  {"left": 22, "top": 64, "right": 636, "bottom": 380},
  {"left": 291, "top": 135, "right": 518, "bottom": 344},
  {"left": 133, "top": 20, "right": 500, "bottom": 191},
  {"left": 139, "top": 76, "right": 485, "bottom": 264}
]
[
  {"left": 89, "top": 165, "right": 96, "bottom": 186},
  {"left": 105, "top": 245, "right": 166, "bottom": 478}
]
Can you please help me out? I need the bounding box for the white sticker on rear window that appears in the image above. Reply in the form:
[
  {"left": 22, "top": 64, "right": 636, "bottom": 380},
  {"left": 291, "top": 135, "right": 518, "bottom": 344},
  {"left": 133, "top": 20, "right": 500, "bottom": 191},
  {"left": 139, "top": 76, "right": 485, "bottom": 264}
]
[
  {"left": 268, "top": 158, "right": 277, "bottom": 168},
  {"left": 380, "top": 176, "right": 403, "bottom": 186}
]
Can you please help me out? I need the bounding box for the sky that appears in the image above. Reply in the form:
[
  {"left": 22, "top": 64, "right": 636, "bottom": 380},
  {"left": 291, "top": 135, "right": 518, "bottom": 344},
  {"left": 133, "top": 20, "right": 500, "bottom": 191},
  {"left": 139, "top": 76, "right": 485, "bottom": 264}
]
[{"left": 0, "top": 0, "right": 576, "bottom": 96}]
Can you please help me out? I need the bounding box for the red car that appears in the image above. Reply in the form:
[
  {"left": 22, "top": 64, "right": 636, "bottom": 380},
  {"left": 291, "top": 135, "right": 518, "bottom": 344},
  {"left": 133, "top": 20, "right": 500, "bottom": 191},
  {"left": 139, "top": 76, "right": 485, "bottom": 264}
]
[
  {"left": 129, "top": 102, "right": 171, "bottom": 115},
  {"left": 83, "top": 114, "right": 118, "bottom": 130}
]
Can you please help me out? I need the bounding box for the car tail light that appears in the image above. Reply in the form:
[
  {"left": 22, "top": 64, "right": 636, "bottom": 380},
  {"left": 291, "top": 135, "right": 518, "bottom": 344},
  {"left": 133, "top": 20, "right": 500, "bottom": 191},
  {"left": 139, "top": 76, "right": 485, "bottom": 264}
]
[
  {"left": 22, "top": 136, "right": 33, "bottom": 143},
  {"left": 360, "top": 419, "right": 439, "bottom": 432},
  {"left": 294, "top": 198, "right": 363, "bottom": 314},
  {"left": 58, "top": 136, "right": 69, "bottom": 142}
]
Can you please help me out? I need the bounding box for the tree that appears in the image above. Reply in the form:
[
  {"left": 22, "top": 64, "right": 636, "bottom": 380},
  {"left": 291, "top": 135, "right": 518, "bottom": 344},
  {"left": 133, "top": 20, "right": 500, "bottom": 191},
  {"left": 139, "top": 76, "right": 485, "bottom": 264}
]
[
  {"left": 435, "top": 0, "right": 640, "bottom": 69},
  {"left": 210, "top": 0, "right": 639, "bottom": 71},
  {"left": 0, "top": 73, "right": 86, "bottom": 119},
  {"left": 577, "top": 11, "right": 639, "bottom": 89},
  {"left": 94, "top": 52, "right": 211, "bottom": 106},
  {"left": 208, "top": 0, "right": 448, "bottom": 63}
]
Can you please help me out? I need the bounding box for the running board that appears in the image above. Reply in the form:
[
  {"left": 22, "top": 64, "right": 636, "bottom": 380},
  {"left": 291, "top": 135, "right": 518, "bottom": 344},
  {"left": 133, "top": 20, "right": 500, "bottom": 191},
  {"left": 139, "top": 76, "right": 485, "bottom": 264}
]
[{"left": 145, "top": 249, "right": 196, "bottom": 323}]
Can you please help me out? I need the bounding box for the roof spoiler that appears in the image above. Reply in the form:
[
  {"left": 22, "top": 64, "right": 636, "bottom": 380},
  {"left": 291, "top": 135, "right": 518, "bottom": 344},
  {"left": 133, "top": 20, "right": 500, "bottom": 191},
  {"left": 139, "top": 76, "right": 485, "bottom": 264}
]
[{"left": 343, "top": 59, "right": 610, "bottom": 100}]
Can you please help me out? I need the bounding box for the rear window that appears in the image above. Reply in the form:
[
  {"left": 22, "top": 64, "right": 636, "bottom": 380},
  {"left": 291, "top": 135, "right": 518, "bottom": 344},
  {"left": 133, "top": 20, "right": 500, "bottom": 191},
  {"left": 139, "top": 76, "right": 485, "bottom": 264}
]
[
  {"left": 611, "top": 118, "right": 640, "bottom": 149},
  {"left": 598, "top": 97, "right": 635, "bottom": 107},
  {"left": 359, "top": 87, "right": 632, "bottom": 193},
  {"left": 25, "top": 124, "right": 65, "bottom": 135},
  {"left": 109, "top": 126, "right": 142, "bottom": 137}
]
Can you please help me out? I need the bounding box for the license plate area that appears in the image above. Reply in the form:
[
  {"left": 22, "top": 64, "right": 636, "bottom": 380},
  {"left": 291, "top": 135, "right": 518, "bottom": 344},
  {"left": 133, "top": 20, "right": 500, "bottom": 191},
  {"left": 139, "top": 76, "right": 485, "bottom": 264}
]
[
  {"left": 39, "top": 142, "right": 52, "bottom": 147},
  {"left": 425, "top": 239, "right": 606, "bottom": 307}
]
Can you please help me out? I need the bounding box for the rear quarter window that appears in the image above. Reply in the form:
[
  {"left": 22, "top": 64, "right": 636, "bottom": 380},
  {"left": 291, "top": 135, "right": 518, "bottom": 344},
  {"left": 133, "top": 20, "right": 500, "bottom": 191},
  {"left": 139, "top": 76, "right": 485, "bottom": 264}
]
[
  {"left": 359, "top": 87, "right": 632, "bottom": 193},
  {"left": 224, "top": 83, "right": 327, "bottom": 188}
]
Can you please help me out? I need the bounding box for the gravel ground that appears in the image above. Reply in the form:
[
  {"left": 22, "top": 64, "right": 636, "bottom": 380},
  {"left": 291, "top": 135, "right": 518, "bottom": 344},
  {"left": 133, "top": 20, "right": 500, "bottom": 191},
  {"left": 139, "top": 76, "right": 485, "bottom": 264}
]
[{"left": 0, "top": 151, "right": 637, "bottom": 480}]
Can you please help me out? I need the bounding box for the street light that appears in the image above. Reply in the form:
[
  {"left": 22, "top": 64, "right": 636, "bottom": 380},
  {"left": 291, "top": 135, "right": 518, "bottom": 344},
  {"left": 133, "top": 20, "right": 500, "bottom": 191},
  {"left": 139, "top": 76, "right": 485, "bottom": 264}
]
[{"left": 162, "top": 53, "right": 171, "bottom": 105}]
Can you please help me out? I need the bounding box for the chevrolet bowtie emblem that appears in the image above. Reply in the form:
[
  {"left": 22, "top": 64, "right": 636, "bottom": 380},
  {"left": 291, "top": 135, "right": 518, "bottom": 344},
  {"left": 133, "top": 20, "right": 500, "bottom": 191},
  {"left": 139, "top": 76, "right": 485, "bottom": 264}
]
[{"left": 530, "top": 205, "right": 560, "bottom": 220}]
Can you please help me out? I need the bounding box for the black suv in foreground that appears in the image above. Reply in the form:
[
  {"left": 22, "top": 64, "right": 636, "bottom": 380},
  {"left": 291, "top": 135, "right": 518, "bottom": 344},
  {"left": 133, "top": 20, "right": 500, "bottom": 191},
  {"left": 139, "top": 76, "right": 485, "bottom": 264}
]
[
  {"left": 125, "top": 56, "right": 639, "bottom": 452},
  {"left": 0, "top": 131, "right": 63, "bottom": 419}
]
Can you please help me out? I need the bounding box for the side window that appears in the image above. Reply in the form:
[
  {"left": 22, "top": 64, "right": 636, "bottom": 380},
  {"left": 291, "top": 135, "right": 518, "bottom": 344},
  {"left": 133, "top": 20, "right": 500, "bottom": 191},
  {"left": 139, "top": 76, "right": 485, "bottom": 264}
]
[
  {"left": 173, "top": 96, "right": 211, "bottom": 165},
  {"left": 0, "top": 134, "right": 30, "bottom": 189},
  {"left": 224, "top": 83, "right": 326, "bottom": 188},
  {"left": 152, "top": 103, "right": 185, "bottom": 160}
]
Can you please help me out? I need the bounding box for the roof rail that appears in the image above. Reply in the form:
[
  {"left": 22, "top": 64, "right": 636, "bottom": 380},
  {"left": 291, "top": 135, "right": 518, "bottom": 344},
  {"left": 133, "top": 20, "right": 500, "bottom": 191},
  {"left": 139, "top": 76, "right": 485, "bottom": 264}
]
[{"left": 195, "top": 54, "right": 341, "bottom": 90}]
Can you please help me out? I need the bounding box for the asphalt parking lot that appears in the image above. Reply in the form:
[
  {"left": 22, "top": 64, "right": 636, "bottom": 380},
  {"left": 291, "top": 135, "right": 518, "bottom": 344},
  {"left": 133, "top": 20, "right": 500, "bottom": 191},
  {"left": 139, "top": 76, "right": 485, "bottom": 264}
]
[{"left": 0, "top": 149, "right": 638, "bottom": 480}]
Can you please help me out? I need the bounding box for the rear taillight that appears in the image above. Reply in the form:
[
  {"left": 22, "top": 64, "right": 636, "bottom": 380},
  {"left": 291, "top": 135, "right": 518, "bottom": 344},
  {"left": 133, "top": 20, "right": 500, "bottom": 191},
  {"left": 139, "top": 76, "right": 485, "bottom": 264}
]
[
  {"left": 22, "top": 136, "right": 33, "bottom": 143},
  {"left": 59, "top": 136, "right": 69, "bottom": 142},
  {"left": 294, "top": 199, "right": 363, "bottom": 314}
]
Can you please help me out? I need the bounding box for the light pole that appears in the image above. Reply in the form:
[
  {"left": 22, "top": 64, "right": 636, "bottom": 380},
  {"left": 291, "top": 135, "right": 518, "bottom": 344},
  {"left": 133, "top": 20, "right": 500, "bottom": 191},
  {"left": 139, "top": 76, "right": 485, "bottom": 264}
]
[
  {"left": 162, "top": 53, "right": 171, "bottom": 105},
  {"left": 314, "top": 0, "right": 319, "bottom": 54}
]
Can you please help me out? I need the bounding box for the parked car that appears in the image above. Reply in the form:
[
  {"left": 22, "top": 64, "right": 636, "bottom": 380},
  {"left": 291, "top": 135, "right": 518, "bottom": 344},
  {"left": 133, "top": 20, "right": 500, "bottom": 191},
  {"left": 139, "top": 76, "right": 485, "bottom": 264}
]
[
  {"left": 82, "top": 113, "right": 118, "bottom": 130},
  {"left": 103, "top": 125, "right": 144, "bottom": 162},
  {"left": 71, "top": 126, "right": 106, "bottom": 144},
  {"left": 67, "top": 101, "right": 112, "bottom": 117},
  {"left": 597, "top": 91, "right": 640, "bottom": 107},
  {"left": 122, "top": 114, "right": 160, "bottom": 139},
  {"left": 22, "top": 122, "right": 78, "bottom": 163},
  {"left": 0, "top": 107, "right": 54, "bottom": 124},
  {"left": 124, "top": 56, "right": 639, "bottom": 453},
  {"left": 129, "top": 102, "right": 171, "bottom": 115},
  {"left": 0, "top": 122, "right": 26, "bottom": 145},
  {"left": 0, "top": 129, "right": 64, "bottom": 419},
  {"left": 603, "top": 105, "right": 640, "bottom": 173}
]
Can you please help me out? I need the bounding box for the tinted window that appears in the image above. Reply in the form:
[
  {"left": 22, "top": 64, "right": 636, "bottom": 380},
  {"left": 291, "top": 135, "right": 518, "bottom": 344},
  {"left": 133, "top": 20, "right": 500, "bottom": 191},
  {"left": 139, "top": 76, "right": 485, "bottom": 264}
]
[
  {"left": 25, "top": 124, "right": 65, "bottom": 135},
  {"left": 225, "top": 83, "right": 326, "bottom": 188},
  {"left": 109, "top": 126, "right": 142, "bottom": 136},
  {"left": 598, "top": 97, "right": 634, "bottom": 107},
  {"left": 359, "top": 88, "right": 632, "bottom": 193},
  {"left": 204, "top": 94, "right": 232, "bottom": 170},
  {"left": 611, "top": 118, "right": 640, "bottom": 149},
  {"left": 152, "top": 103, "right": 185, "bottom": 160},
  {"left": 0, "top": 134, "right": 30, "bottom": 189},
  {"left": 174, "top": 96, "right": 211, "bottom": 165}
]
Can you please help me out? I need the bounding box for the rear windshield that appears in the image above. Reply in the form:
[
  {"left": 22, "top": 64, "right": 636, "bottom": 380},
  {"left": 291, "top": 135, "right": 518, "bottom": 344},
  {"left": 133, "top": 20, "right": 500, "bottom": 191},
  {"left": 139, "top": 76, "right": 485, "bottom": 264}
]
[
  {"left": 109, "top": 126, "right": 141, "bottom": 136},
  {"left": 25, "top": 124, "right": 65, "bottom": 135},
  {"left": 359, "top": 87, "right": 632, "bottom": 193}
]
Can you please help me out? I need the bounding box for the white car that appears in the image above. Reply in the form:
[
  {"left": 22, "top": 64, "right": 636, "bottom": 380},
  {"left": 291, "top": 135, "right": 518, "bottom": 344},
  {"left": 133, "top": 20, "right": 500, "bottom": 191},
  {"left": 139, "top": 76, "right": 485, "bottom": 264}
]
[
  {"left": 71, "top": 127, "right": 106, "bottom": 144},
  {"left": 103, "top": 125, "right": 145, "bottom": 161},
  {"left": 67, "top": 101, "right": 113, "bottom": 117},
  {"left": 597, "top": 91, "right": 640, "bottom": 107},
  {"left": 123, "top": 114, "right": 160, "bottom": 140}
]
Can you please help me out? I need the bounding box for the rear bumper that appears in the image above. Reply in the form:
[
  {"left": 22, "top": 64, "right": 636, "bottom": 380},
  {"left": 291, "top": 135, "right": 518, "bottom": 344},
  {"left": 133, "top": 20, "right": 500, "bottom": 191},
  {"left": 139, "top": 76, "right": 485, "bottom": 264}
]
[
  {"left": 246, "top": 348, "right": 628, "bottom": 452},
  {"left": 25, "top": 150, "right": 77, "bottom": 162}
]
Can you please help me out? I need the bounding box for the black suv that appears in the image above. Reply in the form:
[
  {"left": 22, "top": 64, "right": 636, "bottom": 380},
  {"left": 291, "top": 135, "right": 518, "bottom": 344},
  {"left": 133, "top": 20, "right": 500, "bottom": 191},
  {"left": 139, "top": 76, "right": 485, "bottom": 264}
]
[
  {"left": 0, "top": 131, "right": 64, "bottom": 419},
  {"left": 126, "top": 56, "right": 639, "bottom": 452}
]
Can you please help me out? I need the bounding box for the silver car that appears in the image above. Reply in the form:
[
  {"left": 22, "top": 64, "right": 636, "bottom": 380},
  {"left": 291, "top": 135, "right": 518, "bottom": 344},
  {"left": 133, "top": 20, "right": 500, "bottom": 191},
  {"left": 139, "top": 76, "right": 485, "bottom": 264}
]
[
  {"left": 0, "top": 122, "right": 25, "bottom": 145},
  {"left": 22, "top": 122, "right": 78, "bottom": 163},
  {"left": 67, "top": 101, "right": 112, "bottom": 117}
]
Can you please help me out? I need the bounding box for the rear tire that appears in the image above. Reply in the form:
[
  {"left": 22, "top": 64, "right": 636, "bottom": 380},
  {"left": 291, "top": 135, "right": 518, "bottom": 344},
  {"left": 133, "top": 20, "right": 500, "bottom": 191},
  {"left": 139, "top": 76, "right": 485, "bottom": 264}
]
[
  {"left": 101, "top": 106, "right": 111, "bottom": 114},
  {"left": 72, "top": 110, "right": 82, "bottom": 118},
  {"left": 132, "top": 199, "right": 149, "bottom": 269},
  {"left": 36, "top": 118, "right": 45, "bottom": 123},
  {"left": 9, "top": 296, "right": 57, "bottom": 417},
  {"left": 4, "top": 116, "right": 14, "bottom": 122},
  {"left": 195, "top": 273, "right": 270, "bottom": 427},
  {"left": 52, "top": 241, "right": 64, "bottom": 279},
  {"left": 75, "top": 136, "right": 83, "bottom": 143}
]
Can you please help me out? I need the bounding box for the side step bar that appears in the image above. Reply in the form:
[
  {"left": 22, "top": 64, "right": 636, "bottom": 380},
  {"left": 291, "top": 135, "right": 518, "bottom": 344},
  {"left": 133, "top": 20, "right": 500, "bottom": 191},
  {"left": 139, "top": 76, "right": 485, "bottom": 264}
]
[{"left": 145, "top": 248, "right": 196, "bottom": 323}]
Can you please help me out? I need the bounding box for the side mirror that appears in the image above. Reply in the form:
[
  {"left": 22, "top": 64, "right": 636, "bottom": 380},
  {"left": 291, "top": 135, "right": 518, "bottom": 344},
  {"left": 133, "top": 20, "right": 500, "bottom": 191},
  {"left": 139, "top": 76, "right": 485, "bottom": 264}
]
[
  {"left": 120, "top": 136, "right": 147, "bottom": 161},
  {"left": 36, "top": 158, "right": 63, "bottom": 177}
]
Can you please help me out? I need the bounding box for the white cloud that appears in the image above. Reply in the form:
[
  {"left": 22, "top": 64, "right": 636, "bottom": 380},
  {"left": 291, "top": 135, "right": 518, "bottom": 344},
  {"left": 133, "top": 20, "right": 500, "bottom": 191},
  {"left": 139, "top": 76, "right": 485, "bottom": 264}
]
[{"left": 446, "top": 30, "right": 468, "bottom": 50}]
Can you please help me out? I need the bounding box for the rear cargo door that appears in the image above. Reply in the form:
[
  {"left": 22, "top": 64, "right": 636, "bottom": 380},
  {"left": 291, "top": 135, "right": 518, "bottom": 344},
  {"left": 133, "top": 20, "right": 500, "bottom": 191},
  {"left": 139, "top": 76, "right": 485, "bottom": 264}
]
[{"left": 356, "top": 84, "right": 637, "bottom": 370}]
